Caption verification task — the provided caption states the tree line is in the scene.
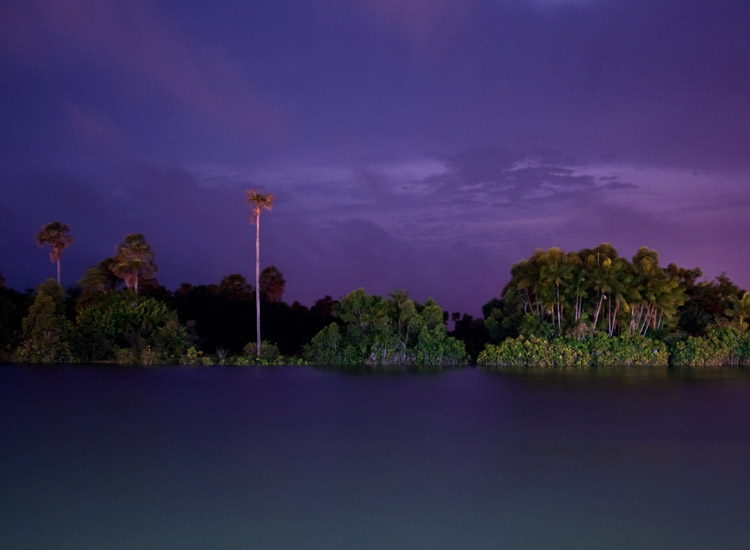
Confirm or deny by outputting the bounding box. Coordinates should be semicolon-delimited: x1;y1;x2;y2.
1;212;749;366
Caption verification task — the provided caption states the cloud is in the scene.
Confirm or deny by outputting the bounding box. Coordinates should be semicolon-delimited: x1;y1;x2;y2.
0;0;283;140
422;146;635;209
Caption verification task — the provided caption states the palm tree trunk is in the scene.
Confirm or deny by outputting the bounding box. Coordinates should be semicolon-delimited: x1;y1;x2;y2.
56;259;61;286
594;292;604;329
255;213;261;357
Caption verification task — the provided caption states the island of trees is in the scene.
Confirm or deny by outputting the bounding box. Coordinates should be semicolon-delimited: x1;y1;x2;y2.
1;217;749;368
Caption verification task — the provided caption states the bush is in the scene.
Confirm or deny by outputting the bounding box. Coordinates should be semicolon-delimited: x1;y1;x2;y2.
15;280;73;363
477;333;668;368
75;295;192;364
243;340;281;362
478;336;589;368
588;333;668;367
669;326;750;366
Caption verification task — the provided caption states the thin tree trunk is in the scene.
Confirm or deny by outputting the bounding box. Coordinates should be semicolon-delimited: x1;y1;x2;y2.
594;292;604;328
56;259;61;286
256;213;261;357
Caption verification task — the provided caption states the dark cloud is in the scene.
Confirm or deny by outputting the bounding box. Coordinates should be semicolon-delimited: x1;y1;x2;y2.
424;146;634;208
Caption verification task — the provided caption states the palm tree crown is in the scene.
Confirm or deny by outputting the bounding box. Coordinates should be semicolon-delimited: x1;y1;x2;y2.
246;190;275;221
110;233;157;296
36;221;74;285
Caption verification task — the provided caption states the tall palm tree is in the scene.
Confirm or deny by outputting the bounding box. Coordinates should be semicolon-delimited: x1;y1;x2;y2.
110;233;157;296
246;190;275;356
36;221;74;285
539;247;573;332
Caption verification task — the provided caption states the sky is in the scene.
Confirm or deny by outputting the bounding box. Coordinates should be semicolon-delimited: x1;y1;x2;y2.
1;0;749;315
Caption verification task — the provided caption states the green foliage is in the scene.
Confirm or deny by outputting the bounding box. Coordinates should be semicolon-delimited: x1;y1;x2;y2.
75;294;191;364
76;258;121;310
678;273;742;335
305;288;467;366
15;279;73;363
308;323;342;364
477;333;667;368
243;340;281;362
724;291;750;329
497;243;687;339
110;233;158;296
182;346;203;365
477;336;589;368
669;326;750;367
587;333;668;367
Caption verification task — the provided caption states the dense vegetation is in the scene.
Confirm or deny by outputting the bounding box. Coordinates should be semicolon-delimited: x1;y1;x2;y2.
476;244;750;368
305;288;466;367
2;227;749;368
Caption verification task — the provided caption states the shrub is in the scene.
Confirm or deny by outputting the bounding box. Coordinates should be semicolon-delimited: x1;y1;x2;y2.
75;295;192;364
478;336;590;368
588;333;668;367
243;340;281;362
15;280;72;363
669;326;750;366
478;333;668;368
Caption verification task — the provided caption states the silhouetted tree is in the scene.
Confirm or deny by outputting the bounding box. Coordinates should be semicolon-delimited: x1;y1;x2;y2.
219;274;254;301
16;279;72;363
678;273;741;335
260;265;286;302
0;286;31;359
77;258;121;309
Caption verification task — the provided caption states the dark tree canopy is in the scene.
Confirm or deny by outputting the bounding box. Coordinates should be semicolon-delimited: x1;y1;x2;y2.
260;265;286;302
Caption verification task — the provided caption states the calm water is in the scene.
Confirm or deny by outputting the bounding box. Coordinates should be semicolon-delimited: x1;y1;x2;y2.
2;365;750;549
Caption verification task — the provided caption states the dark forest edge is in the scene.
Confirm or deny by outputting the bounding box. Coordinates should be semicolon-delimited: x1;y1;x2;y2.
2;241;750;368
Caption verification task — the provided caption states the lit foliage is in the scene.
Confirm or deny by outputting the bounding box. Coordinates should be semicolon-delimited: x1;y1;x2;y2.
305;288;467;366
242;340;281;362
110;233;158;296
15;279;73;363
75;293;191;364
669;326;750;367
494;243;688;339
477;333;669;368
724;291;750;329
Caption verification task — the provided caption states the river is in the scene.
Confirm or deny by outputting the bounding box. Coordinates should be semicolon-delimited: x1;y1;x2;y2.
2;365;749;549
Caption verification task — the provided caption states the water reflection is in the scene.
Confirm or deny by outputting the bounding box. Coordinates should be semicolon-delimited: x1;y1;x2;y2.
485;364;750;387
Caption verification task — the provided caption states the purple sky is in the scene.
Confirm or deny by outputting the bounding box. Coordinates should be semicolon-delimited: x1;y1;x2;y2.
2;0;749;314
